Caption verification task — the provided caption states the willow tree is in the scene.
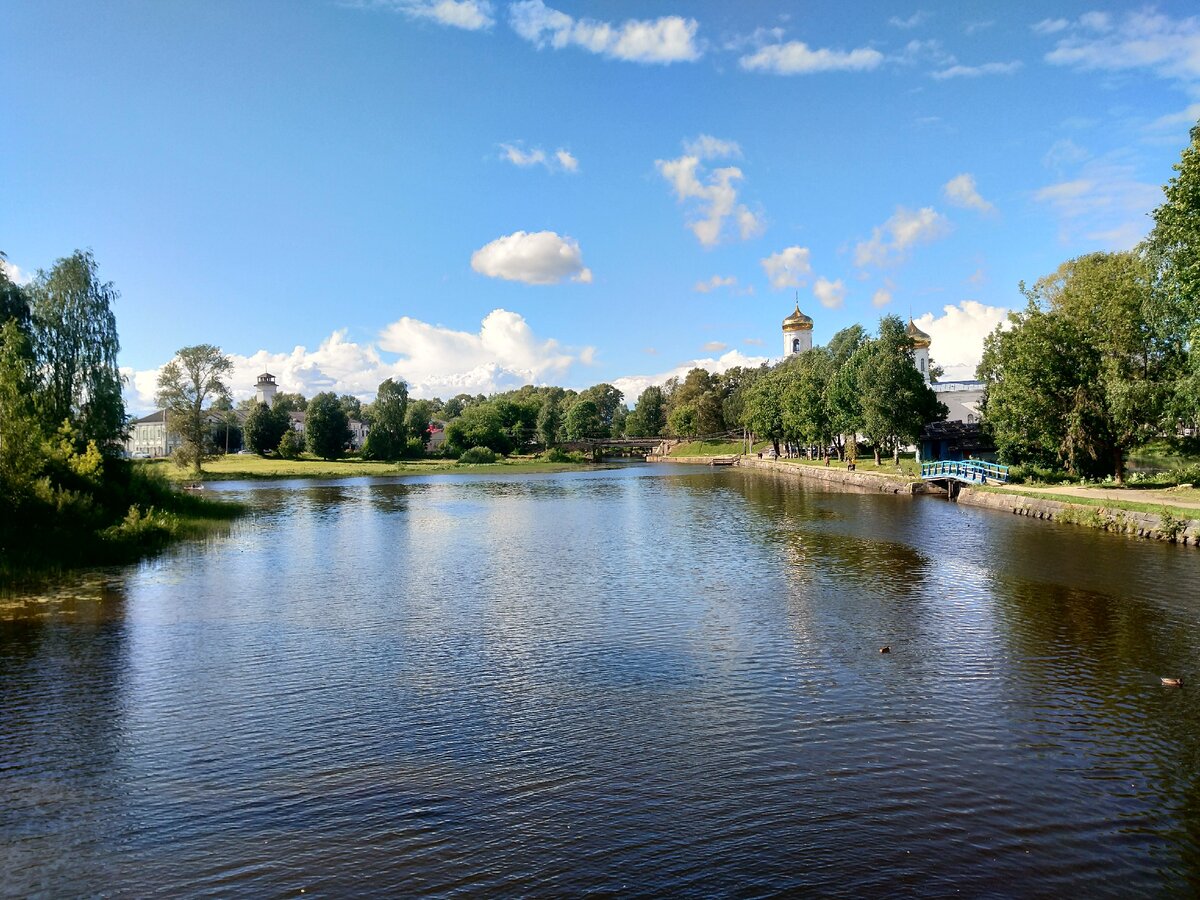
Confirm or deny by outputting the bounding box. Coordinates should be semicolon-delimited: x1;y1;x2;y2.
29;250;125;450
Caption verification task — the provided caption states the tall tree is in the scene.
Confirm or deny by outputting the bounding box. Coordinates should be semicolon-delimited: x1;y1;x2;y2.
782;348;834;454
305;392;352;460
243;401;290;456
0;320;43;494
625;385;667;437
858;316;946;465
578;383;624;437
29;250;125;450
1148;118;1200;319
0;252;31;332
361;378;409;460
564;399;603;441
537;395;562;447
406;399;434;450
156;344;233;474
742;364;789;457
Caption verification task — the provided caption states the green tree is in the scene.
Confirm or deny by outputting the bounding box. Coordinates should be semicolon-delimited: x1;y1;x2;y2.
537;395;562;447
1148;118;1200;320
858;316;946;465
338;394;362;421
578;383;624;437
445;402;512;455
156;344;233;474
29;250;125;450
625;385;667;437
272;392;308;413
825;346;866;461
0;320;44;496
277;428;304;459
742;365;788;457
361;378;409;460
0;252;31;332
667;402;699;438
243;402;290;455
782;348;834;454
406;399;434;450
305;391;352;460
564;398;604;441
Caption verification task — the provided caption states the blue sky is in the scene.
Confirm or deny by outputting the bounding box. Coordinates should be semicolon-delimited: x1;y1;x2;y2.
3;1;1199;410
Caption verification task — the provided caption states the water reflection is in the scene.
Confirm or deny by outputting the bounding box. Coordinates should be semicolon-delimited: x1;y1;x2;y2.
2;464;1199;894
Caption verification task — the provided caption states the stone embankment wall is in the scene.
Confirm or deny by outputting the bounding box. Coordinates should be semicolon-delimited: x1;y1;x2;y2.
957;486;1200;546
647;454;937;495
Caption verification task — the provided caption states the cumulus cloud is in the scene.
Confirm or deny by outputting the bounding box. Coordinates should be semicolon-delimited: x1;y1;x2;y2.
872;287;892;308
813;277;846;309
1042;9;1200;83
684;134;742;160
854;206;950;268
123;309;593;412
470;230;592;284
374;0;495;30
943;173;995;213
0;259;31;284
657;142;764;247
702;341;728;353
740;40;884;74
912;300;1010;381
1033;159;1161;249
760;246;812;290
744;337;764;346
509;0;700;64
931;60;1022;79
693;275;738;293
889;12;928;29
612;349;770;402
499;142;579;173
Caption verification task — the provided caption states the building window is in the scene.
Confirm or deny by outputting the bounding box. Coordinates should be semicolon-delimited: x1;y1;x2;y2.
792;338;800;353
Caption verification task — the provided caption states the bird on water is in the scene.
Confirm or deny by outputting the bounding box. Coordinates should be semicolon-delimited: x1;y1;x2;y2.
1161;676;1184;687
880;646;890;654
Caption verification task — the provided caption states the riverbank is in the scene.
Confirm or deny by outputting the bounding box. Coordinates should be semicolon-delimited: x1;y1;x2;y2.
144;455;598;482
651;454;1200;544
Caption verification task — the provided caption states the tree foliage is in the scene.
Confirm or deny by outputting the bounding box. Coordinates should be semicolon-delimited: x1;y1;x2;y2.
626;385;667;437
156;344;233;474
243;402;290;455
362;378;409;460
305;391;352;460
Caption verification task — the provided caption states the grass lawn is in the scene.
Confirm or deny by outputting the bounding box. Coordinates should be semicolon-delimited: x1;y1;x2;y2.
778;454;920;478
974;483;1200;518
143;454;594;482
668;439;770;457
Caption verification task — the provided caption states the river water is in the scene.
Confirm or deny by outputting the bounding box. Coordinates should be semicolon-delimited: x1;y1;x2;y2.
3;463;1200;896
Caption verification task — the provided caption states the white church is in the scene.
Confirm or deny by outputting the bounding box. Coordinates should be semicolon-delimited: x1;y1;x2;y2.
779;302;983;424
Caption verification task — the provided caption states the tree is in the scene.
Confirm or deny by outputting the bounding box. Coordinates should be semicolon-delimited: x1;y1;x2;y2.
243;402;290;455
156;344;233;474
578;383;624;437
29;250;125;450
272;392;307;413
0;252;31;332
361;378;408;460
338;394;362;421
782;348;834;454
625;385;667;437
445;402;512;455
406;399;434;450
0;320;43;495
742;364;788;457
564;399;603;441
858;316;946;465
537;395;562;447
305;392;352;460
1148;118;1200;320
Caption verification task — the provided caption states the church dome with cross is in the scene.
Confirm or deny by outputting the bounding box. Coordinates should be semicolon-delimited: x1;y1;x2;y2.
782;302;813;357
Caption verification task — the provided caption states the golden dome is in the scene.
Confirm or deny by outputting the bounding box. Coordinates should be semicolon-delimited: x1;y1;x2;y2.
782;303;813;332
906;319;931;349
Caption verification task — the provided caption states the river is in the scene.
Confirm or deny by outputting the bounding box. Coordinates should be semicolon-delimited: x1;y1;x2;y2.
3;463;1199;896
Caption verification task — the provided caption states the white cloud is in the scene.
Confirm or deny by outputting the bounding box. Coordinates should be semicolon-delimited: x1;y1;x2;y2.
612;349;769;402
470;230;592;284
1042;138;1090;172
1146;103;1200;132
509;0;700;64
378;0;494;30
1033;159;1161;249
0;259;31;285
760;246;812;290
1032;18;1069;35
740;40;884;74
657;149;764;247
500;143;579;173
1044;9;1200;83
872;287;892;308
702;341;728;353
912;300;1010;381
744;338;764;346
889;12;928;29
932;60;1022;79
693;275;738;293
943;173;995;213
555;149;579;172
813;277;846;309
683;134;742;160
854;206;950;268
123;309;593;412
964;20;995;35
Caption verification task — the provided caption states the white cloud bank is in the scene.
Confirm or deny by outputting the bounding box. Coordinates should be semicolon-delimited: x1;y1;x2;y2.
1042;9;1200;83
761;246;812;290
912;299;1009;381
693;275;738;293
1;259;31;285
374;0;495;30
1033;159;1161;249
854;206;950;268
740;40;883;74
500;142;579;173
813;277;846;309
509;0;700;64
931;60;1022;79
122;309;595;412
658;138;764;247
471;230;592;284
943;173;995;213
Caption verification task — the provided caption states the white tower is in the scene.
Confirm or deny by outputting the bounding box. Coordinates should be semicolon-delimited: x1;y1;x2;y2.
907;320;932;384
782;302;814;357
255;372;278;406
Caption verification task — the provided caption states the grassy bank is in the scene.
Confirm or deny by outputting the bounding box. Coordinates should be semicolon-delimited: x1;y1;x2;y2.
145;453;597;482
668;439;770;457
778;454;920;478
974;483;1200;518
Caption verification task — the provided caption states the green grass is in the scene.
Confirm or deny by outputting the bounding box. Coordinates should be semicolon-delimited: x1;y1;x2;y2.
778;454;920;478
668;439;769;457
142;453;594;481
972;483;1200;518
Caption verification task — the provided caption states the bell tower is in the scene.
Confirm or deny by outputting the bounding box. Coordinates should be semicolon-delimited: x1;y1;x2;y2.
782;298;813;357
255;372;278;406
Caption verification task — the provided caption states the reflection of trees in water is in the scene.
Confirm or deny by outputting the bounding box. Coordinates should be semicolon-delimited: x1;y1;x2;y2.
0;580;131;891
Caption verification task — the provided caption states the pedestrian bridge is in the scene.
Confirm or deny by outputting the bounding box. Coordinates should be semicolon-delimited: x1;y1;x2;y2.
920;459;1010;485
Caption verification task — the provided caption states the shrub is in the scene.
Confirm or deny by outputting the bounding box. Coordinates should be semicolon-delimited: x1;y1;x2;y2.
543;447;586;463
457;446;498;464
277;429;304;459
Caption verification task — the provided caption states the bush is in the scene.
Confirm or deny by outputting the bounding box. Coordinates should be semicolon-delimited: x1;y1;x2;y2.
277;429;304;459
457;446;498;464
543;447;586;463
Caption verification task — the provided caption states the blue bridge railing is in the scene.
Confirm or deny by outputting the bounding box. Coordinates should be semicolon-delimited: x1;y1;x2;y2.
920;459;1009;484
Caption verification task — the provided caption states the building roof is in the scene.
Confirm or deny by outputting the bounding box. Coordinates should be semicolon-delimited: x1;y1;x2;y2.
782;302;814;332
133;409;167;424
906;319;932;348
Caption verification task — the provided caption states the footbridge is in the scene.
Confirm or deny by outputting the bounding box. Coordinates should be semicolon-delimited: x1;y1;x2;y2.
558;438;671;458
921;459;1009;485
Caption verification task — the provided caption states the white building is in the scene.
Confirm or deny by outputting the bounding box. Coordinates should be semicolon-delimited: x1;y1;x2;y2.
907;319;932;384
125;410;182;458
255;372;278;406
782;302;813;357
